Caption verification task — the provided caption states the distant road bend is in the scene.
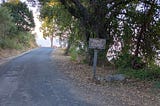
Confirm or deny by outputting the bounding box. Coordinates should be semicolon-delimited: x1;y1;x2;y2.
0;47;93;106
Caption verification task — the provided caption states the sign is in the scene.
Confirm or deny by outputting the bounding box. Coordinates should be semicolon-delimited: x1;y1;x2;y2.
89;38;106;49
89;38;106;79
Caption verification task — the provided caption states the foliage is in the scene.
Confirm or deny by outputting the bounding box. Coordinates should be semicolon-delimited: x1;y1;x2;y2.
115;53;132;68
40;17;56;38
0;32;35;49
0;1;36;50
38;0;160;67
16;32;35;47
0;6;15;38
39;0;73;32
0;38;22;49
69;47;78;61
40;19;54;48
39;0;86;50
118;65;160;80
38;0;160;68
120;1;160;65
68;42;84;61
115;53;145;69
154;81;160;89
2;1;35;32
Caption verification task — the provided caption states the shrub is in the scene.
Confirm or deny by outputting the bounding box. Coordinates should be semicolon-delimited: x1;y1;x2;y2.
118;66;160;80
115;53;133;68
154;81;160;89
0;32;36;49
0;38;22;49
69;47;78;61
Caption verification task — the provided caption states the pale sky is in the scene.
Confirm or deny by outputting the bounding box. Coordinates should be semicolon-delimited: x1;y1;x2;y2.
26;0;51;47
31;7;51;47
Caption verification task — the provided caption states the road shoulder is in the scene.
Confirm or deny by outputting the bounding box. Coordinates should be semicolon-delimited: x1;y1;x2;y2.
0;48;38;65
52;48;160;106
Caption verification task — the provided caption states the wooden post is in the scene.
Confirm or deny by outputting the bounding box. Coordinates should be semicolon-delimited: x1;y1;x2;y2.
93;49;98;79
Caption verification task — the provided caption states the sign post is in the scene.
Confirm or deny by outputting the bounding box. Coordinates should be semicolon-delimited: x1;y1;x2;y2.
93;49;98;79
89;38;106;79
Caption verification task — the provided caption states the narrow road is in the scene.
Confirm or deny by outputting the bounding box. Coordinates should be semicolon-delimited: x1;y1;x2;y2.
0;48;93;106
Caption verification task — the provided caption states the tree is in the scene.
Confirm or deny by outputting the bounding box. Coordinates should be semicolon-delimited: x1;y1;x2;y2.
40;17;58;47
3;0;35;32
39;0;76;49
38;0;160;67
118;0;160;68
0;1;37;49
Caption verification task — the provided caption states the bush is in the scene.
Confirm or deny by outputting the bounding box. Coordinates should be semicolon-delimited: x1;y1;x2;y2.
69;47;79;61
16;32;31;47
0;32;36;49
0;38;22;49
154;81;160;89
116;53;145;69
115;53;133;68
118;66;160;80
69;44;86;62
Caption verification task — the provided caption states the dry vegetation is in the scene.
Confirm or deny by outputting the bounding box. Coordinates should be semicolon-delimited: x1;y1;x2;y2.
0;47;36;65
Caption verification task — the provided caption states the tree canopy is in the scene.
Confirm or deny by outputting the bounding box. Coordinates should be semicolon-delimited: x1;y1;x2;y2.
2;1;35;32
0;0;36;49
37;0;160;68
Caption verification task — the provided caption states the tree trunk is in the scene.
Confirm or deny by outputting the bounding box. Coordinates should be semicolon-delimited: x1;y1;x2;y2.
50;35;53;48
134;28;143;57
64;41;71;55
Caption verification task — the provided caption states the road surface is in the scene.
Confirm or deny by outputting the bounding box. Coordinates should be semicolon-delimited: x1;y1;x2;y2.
0;48;93;106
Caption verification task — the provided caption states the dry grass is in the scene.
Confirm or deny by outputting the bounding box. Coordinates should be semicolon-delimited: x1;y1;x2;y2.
0;48;35;64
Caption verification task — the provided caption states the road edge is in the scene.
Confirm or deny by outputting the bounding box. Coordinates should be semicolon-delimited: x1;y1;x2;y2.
0;47;39;65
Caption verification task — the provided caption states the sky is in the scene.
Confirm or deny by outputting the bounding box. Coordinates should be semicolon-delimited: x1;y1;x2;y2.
29;5;51;47
25;0;51;47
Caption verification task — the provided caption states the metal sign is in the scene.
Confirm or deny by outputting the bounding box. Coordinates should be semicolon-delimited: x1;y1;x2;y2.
89;38;106;49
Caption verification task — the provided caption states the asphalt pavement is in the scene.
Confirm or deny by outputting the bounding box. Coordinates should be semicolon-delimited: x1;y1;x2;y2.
0;47;93;106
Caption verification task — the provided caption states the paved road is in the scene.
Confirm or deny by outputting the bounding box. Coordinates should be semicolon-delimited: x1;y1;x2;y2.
0;48;93;106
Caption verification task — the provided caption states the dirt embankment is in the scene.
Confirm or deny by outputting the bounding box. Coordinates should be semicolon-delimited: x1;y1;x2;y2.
0;47;37;65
